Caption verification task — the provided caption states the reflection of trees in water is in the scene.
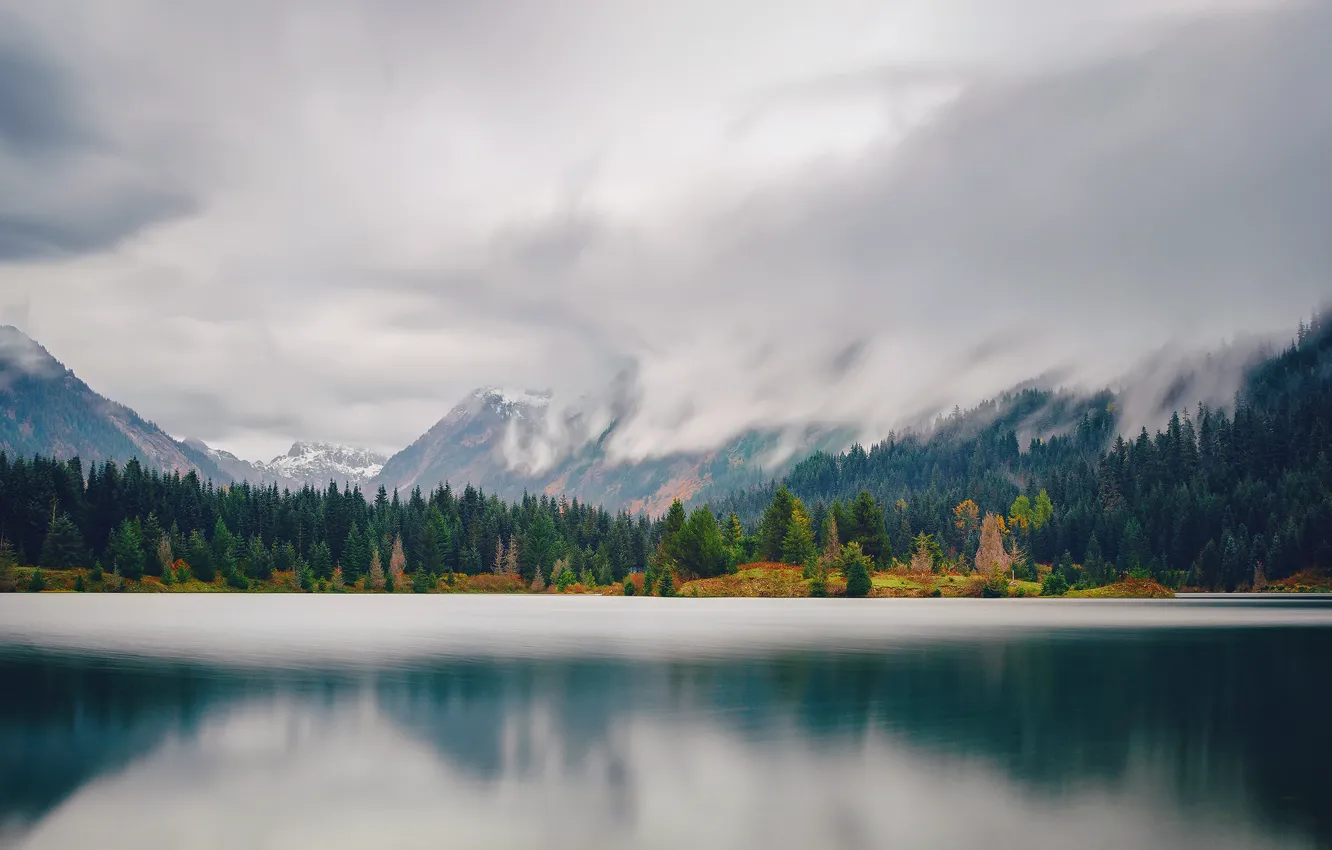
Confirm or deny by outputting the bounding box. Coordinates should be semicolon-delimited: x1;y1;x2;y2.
2;629;1330;844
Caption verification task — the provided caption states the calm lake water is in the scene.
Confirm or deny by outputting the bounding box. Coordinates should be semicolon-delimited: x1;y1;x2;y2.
1;595;1330;849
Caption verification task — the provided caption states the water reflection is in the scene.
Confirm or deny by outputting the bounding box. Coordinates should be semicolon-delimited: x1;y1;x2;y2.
1;604;1330;849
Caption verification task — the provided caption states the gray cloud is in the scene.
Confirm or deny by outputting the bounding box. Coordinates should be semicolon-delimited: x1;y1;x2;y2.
0;0;1322;463
0;16;197;260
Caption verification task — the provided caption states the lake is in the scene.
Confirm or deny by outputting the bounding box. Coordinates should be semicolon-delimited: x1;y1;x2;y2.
1;595;1330;849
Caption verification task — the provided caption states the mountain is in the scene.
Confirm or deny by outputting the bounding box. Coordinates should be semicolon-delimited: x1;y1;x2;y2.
0;326;228;481
256;441;387;490
375;387;851;514
0;326;386;493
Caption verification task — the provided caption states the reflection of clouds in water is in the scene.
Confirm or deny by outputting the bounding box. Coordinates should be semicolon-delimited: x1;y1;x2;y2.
12;695;1305;850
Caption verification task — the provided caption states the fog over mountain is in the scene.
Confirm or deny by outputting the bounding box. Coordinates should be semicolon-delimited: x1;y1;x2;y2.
1;0;1326;469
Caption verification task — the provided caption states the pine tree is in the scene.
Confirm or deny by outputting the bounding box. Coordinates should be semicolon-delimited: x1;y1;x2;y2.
310;541;333;581
661;499;687;564
758;486;796;562
672;506;731;579
493;538;505;574
141;513;165;576
530;565;546;592
39;513;85;571
108;519;144;579
0;536;15;589
341;523;368;584
211;519;235;581
246;535;272;580
722;512;744;552
332;566;345;591
782;503;818;570
657;563;675;597
847;491;890;567
187;529;214;583
412;567;431;593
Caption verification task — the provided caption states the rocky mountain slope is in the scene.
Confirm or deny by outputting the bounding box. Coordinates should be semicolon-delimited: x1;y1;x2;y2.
0;327;385;492
0;326;228;481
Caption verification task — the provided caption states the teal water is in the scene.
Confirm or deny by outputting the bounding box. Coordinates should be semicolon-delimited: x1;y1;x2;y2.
1;595;1329;849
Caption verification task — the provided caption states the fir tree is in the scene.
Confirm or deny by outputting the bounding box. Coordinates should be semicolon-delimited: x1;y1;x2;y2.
722;511;744;551
757;485;796;562
782;502;818;570
39;513;85;571
187;530;213;583
840;542;872;598
107;519;144;579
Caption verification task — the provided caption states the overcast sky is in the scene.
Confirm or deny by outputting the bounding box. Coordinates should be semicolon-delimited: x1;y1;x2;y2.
1;0;1327;463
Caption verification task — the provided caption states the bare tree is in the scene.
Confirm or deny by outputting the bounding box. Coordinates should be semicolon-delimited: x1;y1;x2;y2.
369;548;386;591
975;513;1013;578
493;538;505;574
389;536;406;590
504;536;520;576
156;536;173;578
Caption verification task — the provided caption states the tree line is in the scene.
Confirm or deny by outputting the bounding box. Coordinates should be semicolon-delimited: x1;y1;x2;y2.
0;455;664;591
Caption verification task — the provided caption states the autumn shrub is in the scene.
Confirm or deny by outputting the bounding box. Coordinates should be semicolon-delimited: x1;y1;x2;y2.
465;573;525;593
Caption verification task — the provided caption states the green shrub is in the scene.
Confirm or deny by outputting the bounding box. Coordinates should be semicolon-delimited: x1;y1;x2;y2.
623;577;636;596
809;567;828;598
27;570;46;592
1041;571;1070;597
981;572;1009;598
412;570;432;594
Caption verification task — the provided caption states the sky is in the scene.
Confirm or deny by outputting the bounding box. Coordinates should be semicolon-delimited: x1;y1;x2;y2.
1;0;1328;464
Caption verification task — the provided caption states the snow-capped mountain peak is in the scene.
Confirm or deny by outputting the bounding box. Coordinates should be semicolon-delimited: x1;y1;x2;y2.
475;386;551;412
258;441;388;487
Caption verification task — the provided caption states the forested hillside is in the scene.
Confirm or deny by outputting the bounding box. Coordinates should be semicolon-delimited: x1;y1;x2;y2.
712;314;1332;589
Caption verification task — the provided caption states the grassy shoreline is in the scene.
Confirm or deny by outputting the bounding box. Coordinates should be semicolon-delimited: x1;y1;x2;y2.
10;561;1329;598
